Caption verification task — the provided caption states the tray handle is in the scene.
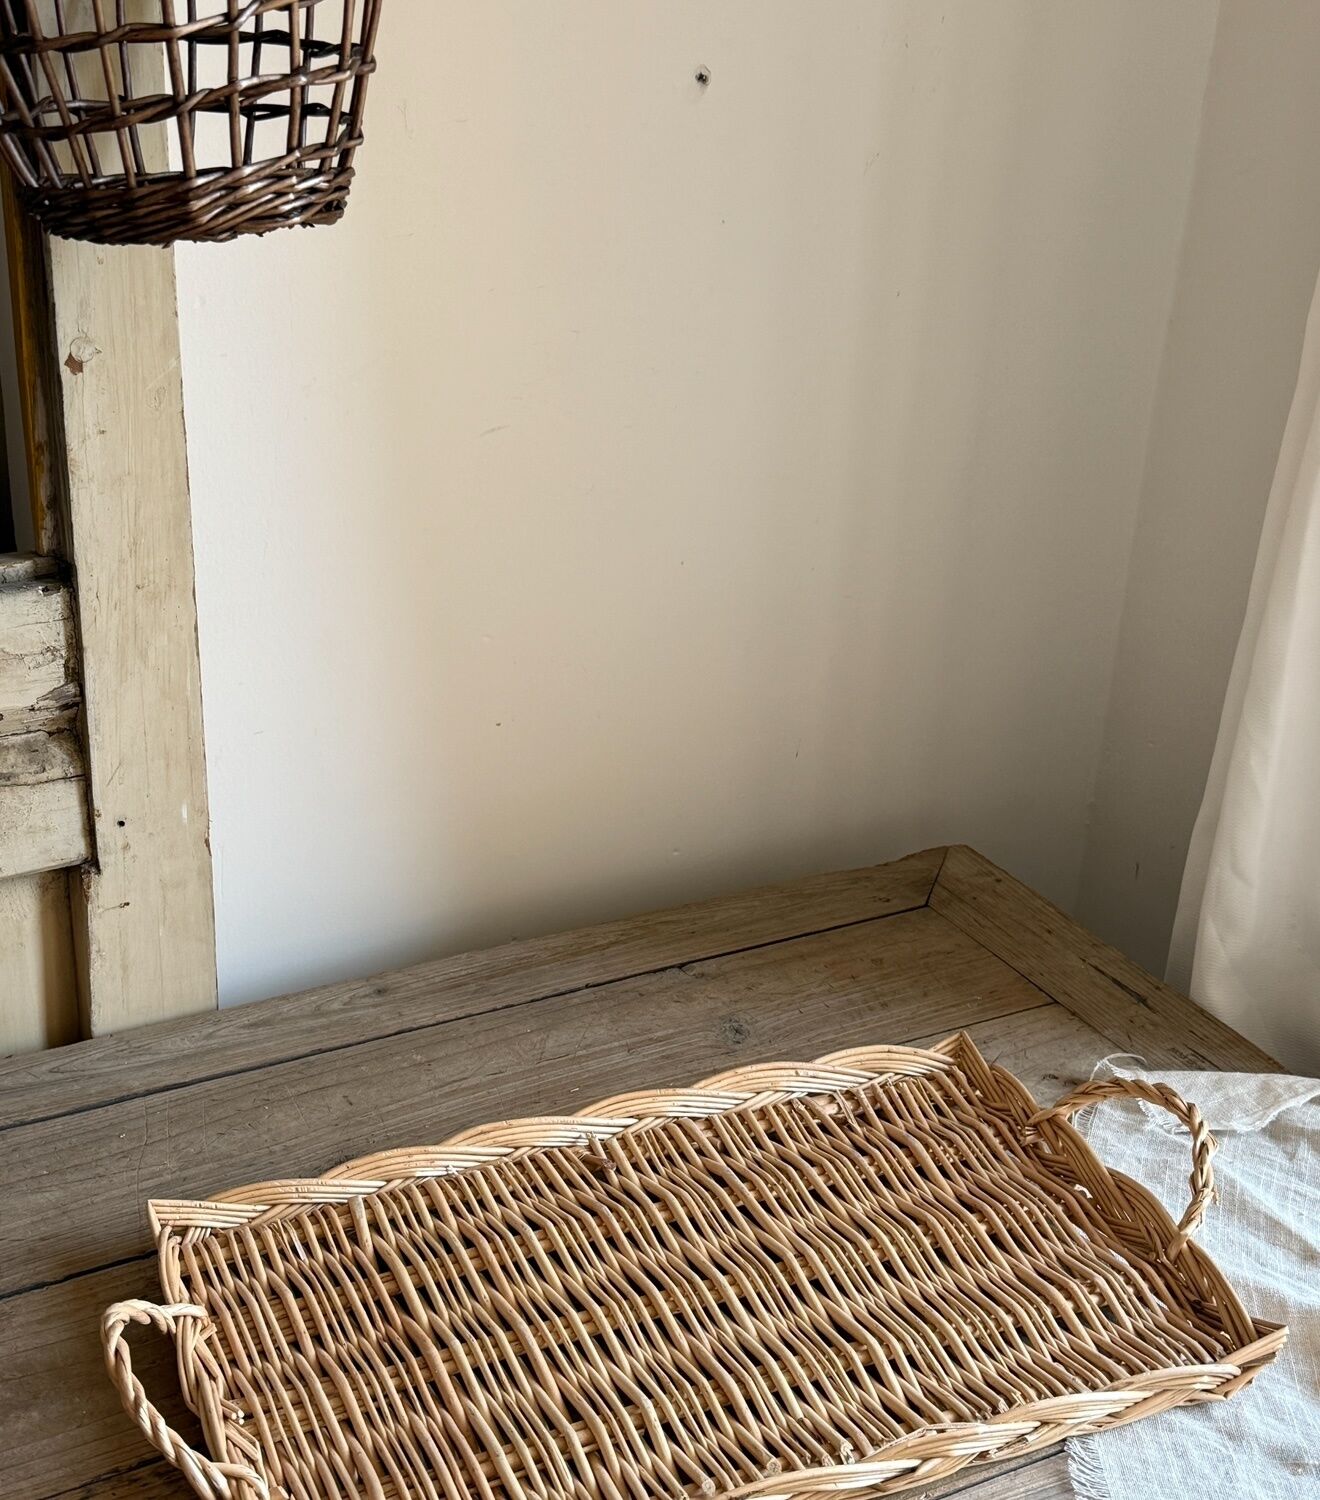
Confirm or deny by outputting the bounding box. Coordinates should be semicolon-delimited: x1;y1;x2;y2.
1030;1077;1216;1260
101;1300;269;1500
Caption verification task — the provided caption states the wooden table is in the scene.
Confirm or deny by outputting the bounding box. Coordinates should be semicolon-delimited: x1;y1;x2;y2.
0;845;1278;1500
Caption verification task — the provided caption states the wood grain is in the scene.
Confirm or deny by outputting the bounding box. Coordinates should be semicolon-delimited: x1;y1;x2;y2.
0;567;88;888
0;907;1048;1296
930;845;1280;1072
0;552;60;584
0;850;944;1129
0;567;78;733
0;727;91;878
42;1464;200;1500
932;1451;1071;1499
0;1003;1105;1500
2;1258;181;1500
0;870;79;1053
2;175;82;1061
37;1452;1073;1500
46;234;216;1036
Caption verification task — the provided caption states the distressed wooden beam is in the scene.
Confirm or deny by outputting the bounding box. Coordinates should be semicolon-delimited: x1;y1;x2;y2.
929;844;1280;1072
0;550;58;583
1;178;82;1056
0;559;79;735
0;728;91;878
3;28;214;1040
46;236;217;1034
0;561;89;882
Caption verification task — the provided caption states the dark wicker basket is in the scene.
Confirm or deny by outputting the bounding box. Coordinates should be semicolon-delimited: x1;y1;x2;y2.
0;1;384;246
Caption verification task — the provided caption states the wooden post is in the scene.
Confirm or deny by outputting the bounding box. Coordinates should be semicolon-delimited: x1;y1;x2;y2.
46;235;217;1033
1;182;85;1055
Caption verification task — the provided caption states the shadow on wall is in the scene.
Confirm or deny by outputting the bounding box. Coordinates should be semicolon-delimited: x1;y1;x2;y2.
1077;0;1320;977
179;2;1223;1006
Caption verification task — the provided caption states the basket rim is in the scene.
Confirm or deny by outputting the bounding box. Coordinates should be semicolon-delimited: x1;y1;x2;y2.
149;1035;971;1234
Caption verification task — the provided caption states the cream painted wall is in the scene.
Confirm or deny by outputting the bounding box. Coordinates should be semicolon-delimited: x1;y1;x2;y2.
177;2;1220;1006
1076;0;1320;975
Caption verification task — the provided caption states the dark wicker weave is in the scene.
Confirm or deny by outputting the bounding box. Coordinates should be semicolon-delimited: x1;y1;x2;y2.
0;1;384;245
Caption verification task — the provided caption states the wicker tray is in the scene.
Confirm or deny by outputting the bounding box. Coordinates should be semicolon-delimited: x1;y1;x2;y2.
103;1032;1284;1500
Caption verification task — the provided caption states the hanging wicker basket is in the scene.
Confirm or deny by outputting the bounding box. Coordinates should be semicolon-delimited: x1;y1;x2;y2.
0;1;384;246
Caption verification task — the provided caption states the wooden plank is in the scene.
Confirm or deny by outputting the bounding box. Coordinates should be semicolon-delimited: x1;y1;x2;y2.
0;906;1044;1296
946;994;1114;1104
0;850;946;1130
0;552;59;584
0;566;84;1045
0;727;91;877
52;1452;1071;1500
1;1002;1102;1500
0;568;78;733
930;845;1282;1072
936;1451;1071;1499
46;233;216;1035
44;1463;201;1500
43;1416;1072;1496
0;870;79;1053
2;1257;183;1500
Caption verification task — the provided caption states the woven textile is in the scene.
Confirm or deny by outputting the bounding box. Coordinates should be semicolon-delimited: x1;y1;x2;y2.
1068;1062;1320;1500
103;1036;1282;1500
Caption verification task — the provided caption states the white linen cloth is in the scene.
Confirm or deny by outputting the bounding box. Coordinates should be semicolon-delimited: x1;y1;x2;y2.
1168;266;1320;1075
1066;1061;1320;1500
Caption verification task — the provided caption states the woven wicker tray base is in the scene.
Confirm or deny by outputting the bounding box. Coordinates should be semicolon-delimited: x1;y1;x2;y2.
103;1032;1284;1499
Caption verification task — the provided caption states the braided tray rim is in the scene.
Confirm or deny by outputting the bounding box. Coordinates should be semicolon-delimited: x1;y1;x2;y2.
107;1032;1286;1500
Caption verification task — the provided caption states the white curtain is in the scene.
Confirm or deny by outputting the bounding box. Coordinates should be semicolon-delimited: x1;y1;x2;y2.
1169;269;1320;1075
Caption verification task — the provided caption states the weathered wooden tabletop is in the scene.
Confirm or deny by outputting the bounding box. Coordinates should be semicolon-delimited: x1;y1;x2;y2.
0;845;1278;1500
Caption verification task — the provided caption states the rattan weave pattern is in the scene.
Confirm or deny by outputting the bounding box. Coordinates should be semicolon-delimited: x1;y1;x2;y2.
103;1034;1284;1500
0;2;383;244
